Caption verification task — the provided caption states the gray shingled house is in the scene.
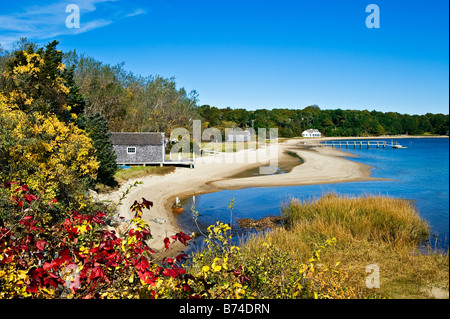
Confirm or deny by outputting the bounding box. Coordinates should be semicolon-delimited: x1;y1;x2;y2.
109;132;165;165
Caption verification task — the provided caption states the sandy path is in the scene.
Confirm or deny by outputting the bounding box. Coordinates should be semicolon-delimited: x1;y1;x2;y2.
99;139;387;251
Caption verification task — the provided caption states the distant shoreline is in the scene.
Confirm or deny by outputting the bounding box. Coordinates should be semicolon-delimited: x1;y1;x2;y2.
303;135;449;141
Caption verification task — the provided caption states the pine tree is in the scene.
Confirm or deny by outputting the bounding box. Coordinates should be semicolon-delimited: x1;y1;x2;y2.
78;113;118;187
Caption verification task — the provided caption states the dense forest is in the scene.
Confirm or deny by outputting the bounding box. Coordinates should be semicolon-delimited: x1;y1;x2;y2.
198;105;449;138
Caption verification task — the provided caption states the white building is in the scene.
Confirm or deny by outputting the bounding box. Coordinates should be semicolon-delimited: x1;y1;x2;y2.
302;129;322;138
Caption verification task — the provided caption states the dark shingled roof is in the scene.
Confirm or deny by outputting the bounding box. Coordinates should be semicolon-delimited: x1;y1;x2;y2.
109;132;164;145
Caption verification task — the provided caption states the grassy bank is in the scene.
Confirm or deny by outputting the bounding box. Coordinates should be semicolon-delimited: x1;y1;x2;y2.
189;194;448;299
114;165;176;185
240;194;448;298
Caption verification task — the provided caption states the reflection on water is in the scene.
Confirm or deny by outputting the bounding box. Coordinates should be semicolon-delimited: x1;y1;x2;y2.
178;195;271;255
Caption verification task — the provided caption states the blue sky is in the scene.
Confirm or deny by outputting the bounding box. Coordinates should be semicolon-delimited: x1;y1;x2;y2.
0;0;448;115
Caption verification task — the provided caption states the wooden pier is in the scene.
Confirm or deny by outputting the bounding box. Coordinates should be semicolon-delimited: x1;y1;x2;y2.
298;140;406;149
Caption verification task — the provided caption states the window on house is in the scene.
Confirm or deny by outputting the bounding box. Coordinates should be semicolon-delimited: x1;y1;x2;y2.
127;147;136;154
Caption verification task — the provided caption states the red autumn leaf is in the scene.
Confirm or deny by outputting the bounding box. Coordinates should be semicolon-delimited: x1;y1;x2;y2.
142;228;151;238
35;240;49;251
24;194;37;203
176;254;188;262
175;267;186;275
12;196;22;207
29;267;45;279
93;216;104;224
239;275;251;285
26;285;39;294
131;200;142;212
89;267;104;280
161;268;177;277
21;184;29;192
139;270;156;285
98;241;106;251
23;215;33;221
141;198;153;209
96;211;106;218
48;272;60;279
64;218;71;227
164;237;170;250
59;248;71;259
136;257;149;272
183;284;192;292
174;232;191;245
30;226;44;232
106;252;118;260
43;261;57;271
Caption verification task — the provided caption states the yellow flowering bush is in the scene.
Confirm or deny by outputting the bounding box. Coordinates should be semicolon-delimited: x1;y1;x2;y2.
1;95;98;206
1;41;98;211
1;41;76;116
186;219;359;299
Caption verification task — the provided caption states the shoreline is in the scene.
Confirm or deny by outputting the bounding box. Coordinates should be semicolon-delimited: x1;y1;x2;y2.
99;136;396;252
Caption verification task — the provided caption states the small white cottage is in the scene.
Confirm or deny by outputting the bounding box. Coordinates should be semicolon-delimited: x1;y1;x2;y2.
302;129;322;138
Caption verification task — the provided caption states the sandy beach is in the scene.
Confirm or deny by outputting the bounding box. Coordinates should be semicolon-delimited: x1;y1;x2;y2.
98;137;395;252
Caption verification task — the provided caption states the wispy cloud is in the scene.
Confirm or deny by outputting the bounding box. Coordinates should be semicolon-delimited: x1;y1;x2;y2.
125;8;146;18
0;0;147;49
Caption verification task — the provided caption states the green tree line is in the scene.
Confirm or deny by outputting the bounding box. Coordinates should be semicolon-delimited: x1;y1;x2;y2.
199;104;449;137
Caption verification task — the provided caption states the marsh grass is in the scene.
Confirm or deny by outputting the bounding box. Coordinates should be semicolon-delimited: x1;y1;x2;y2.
282;193;430;246
238;194;449;298
114;165;176;185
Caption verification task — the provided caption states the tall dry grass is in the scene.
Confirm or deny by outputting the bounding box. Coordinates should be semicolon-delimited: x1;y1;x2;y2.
114;165;176;185
239;194;449;298
282;193;429;247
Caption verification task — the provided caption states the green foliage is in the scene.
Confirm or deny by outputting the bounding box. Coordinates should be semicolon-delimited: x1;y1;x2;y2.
198;105;449;138
68;53;199;134
188;222;359;299
77;113;118;187
0;40;84;121
0;40;99;211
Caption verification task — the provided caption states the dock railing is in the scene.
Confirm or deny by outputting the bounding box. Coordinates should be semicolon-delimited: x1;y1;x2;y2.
297;140;403;149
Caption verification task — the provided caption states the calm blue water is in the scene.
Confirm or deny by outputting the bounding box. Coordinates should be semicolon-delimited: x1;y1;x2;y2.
178;138;449;250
